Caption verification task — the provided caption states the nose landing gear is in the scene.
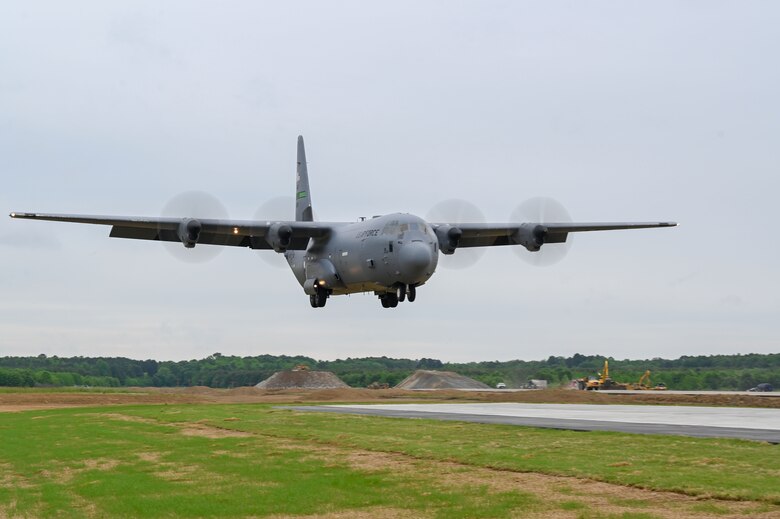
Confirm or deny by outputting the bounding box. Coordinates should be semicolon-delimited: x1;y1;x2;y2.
309;287;330;308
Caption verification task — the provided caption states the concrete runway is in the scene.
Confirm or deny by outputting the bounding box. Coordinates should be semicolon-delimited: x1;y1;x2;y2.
287;403;780;442
410;389;780;397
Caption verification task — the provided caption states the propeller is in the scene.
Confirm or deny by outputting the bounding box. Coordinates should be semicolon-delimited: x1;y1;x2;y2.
511;196;572;267
427;199;486;269
160;191;228;263
254;196;294;268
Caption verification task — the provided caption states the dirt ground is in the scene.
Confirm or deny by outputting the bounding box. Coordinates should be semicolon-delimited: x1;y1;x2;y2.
3;388;779;518
1;386;779;412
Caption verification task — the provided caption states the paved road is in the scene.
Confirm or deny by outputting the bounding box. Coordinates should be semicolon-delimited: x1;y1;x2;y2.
286;403;780;442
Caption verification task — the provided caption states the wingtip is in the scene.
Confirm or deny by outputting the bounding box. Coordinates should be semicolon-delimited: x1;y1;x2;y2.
9;212;37;219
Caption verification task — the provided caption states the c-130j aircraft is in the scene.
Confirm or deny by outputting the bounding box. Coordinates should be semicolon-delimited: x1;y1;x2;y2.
10;136;676;309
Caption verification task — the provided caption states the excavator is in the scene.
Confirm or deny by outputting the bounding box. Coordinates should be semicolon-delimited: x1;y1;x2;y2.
633;370;667;390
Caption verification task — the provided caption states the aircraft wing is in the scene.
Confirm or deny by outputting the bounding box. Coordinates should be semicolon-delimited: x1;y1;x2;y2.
431;221;677;249
8;212;332;250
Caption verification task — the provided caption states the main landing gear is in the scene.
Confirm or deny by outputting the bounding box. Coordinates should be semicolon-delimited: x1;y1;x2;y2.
309;287;330;308
378;284;417;308
379;293;397;308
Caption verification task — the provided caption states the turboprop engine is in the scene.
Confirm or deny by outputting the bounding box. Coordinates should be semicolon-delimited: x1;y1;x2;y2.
265;223;293;252
177;218;202;248
434;225;462;255
512;223;548;252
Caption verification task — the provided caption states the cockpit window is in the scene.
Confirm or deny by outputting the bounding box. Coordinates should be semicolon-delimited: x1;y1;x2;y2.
384;220;429;236
382;221;400;235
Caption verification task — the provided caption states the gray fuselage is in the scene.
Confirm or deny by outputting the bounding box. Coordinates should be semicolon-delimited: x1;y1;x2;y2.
285;213;439;296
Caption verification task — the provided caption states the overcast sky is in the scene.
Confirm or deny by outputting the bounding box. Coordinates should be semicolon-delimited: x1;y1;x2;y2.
1;1;778;363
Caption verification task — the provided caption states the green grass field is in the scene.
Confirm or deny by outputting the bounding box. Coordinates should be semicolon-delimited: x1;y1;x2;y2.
1;402;779;518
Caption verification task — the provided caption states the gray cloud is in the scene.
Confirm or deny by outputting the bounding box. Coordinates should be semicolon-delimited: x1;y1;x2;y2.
1;1;778;361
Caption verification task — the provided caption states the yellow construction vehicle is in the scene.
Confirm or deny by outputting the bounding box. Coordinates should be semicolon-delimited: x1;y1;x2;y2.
576;362;668;391
577;360;628;390
632;370;667;390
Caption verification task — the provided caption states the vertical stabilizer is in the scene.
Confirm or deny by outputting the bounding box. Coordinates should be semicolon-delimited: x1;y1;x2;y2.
296;135;314;222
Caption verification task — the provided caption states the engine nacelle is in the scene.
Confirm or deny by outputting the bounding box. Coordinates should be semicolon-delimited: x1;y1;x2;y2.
434;225;462;255
512;223;547;252
265;223;293;252
177;218;202;248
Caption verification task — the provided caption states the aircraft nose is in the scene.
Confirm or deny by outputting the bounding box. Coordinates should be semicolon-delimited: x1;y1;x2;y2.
399;241;432;277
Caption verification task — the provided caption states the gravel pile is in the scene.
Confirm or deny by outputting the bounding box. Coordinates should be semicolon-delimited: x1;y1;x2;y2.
395;370;491;390
255;370;350;389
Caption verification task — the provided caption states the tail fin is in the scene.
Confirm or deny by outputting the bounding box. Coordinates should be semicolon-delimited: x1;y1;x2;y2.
296;135;314;222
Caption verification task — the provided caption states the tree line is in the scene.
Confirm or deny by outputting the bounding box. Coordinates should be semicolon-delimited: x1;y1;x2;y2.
0;352;778;390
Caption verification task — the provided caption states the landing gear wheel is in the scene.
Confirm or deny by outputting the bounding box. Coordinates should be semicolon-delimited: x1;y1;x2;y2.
309;294;318;308
315;289;328;307
396;283;407;302
379;293;399;308
407;284;417;302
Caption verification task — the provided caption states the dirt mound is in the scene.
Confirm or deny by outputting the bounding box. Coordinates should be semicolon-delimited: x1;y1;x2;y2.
255;370;349;389
395;370;490;390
